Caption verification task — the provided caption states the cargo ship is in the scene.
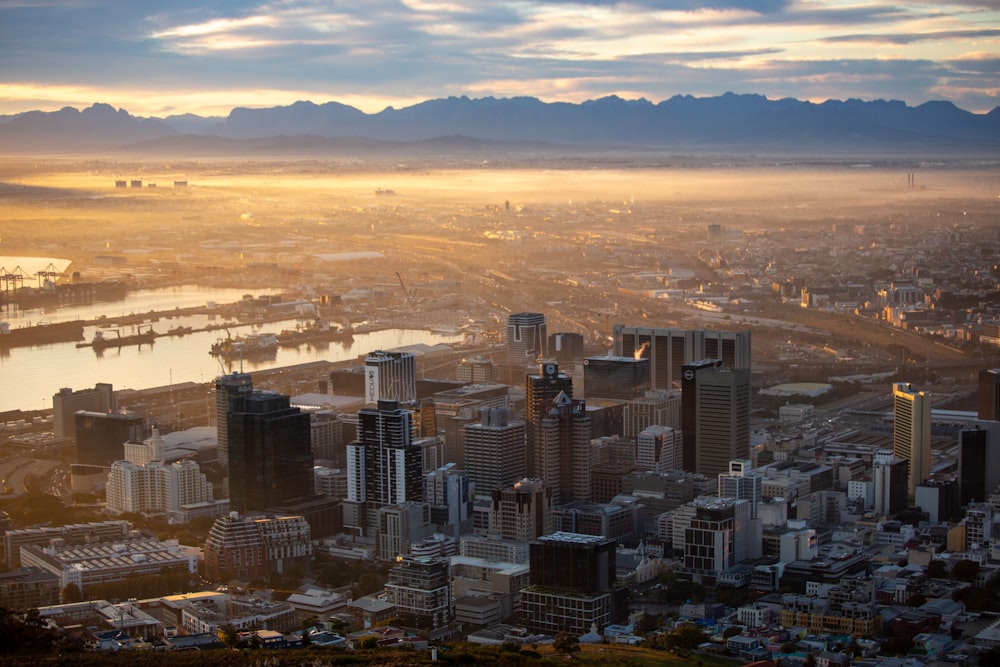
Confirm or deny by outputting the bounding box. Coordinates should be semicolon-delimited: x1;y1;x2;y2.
0;320;85;349
77;327;157;350
210;332;278;360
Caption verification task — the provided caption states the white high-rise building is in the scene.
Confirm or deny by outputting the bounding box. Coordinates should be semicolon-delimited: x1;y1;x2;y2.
106;458;214;518
365;350;417;405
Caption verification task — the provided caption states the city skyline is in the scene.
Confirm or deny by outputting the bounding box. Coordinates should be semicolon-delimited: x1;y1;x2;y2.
1;1;998;118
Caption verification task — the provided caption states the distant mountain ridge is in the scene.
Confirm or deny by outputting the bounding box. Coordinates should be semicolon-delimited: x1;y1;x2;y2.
2;93;998;155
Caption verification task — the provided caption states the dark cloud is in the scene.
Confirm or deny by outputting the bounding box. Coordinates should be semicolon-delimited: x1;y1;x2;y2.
823;28;1000;45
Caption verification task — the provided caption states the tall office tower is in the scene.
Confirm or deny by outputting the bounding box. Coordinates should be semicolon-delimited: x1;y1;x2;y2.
345;400;423;533
719;459;763;518
364;350;416;404
681;361;750;477
521;532;626;634
636;425;680;473
227;390;314;514
425;463;475;537
506;312;547;378
215;372;253;467
385;555;452;633
613;325;752;391
960;427;988;506
624;389;681;439
490;478;553;542
583;356;650;400
873;449;909;516
74;411;144;467
979;369;1000;421
549;332;585;365
462;407;527;496
892;382;932;500
52;383;115;438
525;361;573;477
680;359;723;472
455;355;497;384
536;392;592;504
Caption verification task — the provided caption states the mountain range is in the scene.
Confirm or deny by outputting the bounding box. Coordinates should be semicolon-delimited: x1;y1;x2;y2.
2;94;998;156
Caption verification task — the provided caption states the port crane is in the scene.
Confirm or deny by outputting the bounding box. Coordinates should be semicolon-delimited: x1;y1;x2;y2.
395;272;416;303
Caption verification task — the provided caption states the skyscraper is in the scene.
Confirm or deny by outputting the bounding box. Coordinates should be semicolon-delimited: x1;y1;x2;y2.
537;392;592;504
345;400;423;533
680;359;722;473
462;407;526;496
364;350;416;404
227;390;314;514
979;369;1000;421
613;325;751;391
583;356;650;401
506;312;546;379
692;366;751;479
959;427;988;506
892;382;931;500
871;451;909;517
215;372;253;467
525;361;573;478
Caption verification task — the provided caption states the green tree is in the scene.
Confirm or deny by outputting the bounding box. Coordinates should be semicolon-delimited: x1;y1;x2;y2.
722;625;743;639
553;632;580;655
357;634;378;649
906;593;927;607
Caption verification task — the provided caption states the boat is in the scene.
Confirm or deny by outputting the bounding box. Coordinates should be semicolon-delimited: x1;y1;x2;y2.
166;325;193;336
210;332;278;359
276;319;353;348
0;319;85;349
78;326;157;350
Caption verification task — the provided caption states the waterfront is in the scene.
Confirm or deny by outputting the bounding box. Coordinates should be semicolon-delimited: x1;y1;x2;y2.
0;283;464;413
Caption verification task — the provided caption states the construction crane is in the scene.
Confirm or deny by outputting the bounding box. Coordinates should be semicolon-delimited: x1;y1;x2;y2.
395;272;416;302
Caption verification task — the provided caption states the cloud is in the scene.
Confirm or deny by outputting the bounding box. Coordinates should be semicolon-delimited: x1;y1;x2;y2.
1;0;998;115
822;28;1000;45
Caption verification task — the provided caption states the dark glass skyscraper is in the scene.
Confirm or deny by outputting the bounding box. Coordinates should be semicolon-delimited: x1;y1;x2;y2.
227;390;313;514
680;358;722;473
979;369;1000;421
583;356;650;401
74;410;144;466
960;427;988;506
215;372;253;467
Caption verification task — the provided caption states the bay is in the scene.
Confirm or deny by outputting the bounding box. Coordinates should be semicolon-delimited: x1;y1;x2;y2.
0;282;463;413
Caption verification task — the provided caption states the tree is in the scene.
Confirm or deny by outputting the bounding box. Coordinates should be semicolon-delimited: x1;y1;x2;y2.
553;632;580;655
662;623;707;657
926;559;948;579
952;559;981;584
722;626;743;639
906;593;928;607
357;634;378;649
60;583;83;603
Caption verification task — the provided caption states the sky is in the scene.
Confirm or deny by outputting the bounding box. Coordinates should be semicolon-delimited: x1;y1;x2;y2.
1;0;998;118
